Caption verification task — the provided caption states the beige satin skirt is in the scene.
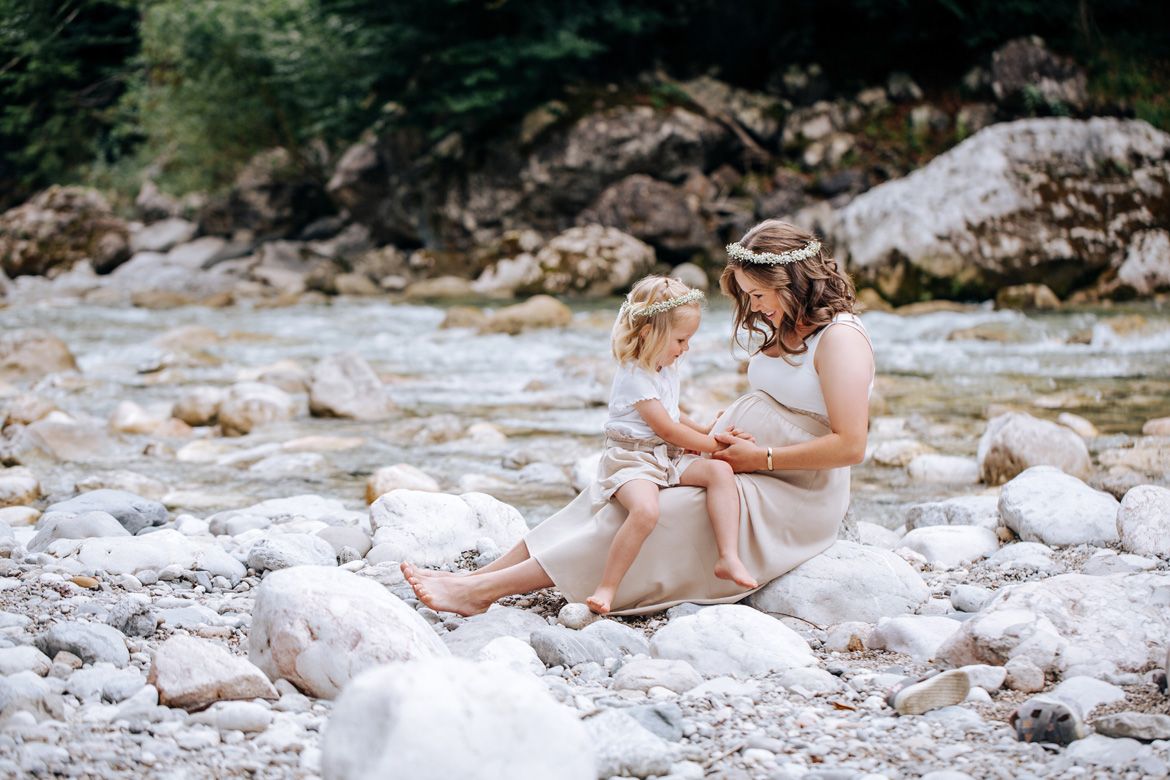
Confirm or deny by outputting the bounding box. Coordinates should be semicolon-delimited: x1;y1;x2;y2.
525;390;850;615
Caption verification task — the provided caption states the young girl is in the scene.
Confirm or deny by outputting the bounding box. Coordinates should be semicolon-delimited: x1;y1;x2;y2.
587;275;757;615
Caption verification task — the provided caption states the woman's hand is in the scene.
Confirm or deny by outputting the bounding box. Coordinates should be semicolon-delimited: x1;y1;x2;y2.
725;426;755;443
711;433;765;472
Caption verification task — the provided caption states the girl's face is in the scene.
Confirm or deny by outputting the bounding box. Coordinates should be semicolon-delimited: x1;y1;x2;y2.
732;268;786;326
655;308;700;369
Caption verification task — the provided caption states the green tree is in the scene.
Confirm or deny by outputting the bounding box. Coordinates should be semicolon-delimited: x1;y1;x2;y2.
0;0;138;207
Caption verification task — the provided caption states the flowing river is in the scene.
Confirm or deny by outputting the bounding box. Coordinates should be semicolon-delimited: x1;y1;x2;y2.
4;297;1169;530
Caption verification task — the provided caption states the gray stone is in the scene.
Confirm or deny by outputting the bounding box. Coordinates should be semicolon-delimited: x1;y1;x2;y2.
1093;712;1170;742
623;702;686;742
530;626;612;668
650;605;816;677
1117;485;1170;558
34;622;129;667
44;490;166;534
581;618;650;658
246;534;337;572
950;584;995;612
442;607;548;659
584;708;676;779
0;670;64;722
906;495;1000;531
999;467;1120;546
28;510;130;552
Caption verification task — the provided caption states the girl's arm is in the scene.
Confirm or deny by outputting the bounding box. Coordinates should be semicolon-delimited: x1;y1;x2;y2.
679;412;710;434
636;400;723;453
712;325;873;472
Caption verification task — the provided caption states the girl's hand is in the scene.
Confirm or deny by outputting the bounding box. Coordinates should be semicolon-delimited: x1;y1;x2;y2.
711;433;763;472
705;410;724;434
725;426;755;443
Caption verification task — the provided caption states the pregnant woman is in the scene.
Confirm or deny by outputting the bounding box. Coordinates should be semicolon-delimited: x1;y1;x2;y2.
403;219;875;616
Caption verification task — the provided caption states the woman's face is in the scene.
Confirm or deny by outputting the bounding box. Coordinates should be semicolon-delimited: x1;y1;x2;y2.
732;268;786;327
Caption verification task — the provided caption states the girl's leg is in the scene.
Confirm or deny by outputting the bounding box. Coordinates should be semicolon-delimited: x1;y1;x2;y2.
586;480;660;615
417;540;533;578
401;557;553;617
680;460;758;589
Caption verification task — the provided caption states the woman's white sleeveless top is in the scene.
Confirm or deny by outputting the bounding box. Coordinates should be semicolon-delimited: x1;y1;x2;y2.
747;312;873;418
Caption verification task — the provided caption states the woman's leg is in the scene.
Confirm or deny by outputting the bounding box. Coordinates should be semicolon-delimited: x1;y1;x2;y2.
416;540;533;579
680;459;757;589
401;557;553;617
586;480;660;615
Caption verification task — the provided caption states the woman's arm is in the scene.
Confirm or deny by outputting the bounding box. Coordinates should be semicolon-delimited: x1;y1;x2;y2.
636;400;723;453
713;325;874;472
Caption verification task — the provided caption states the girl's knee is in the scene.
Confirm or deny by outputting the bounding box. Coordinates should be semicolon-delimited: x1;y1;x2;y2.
625;505;659;530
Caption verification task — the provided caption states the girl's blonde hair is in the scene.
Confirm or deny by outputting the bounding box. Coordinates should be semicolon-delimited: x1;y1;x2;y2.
612;275;703;371
719;220;856;358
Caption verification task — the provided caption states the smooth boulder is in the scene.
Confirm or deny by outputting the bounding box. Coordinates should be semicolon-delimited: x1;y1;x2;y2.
999;466;1119;546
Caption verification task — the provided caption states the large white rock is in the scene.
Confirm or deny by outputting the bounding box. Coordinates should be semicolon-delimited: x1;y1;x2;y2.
320;659;593;780
1116;485;1170;558
442;607;549;659
977;412;1092;485
0;466;40;507
248;566;449;698
246;533;337;572
936;572;1170;679
369;490;527;567
999;466;1120;546
899;525;1000;568
649;605;816;676
28;510;129;553
906;495;1000;531
365;464;440;503
77;528;245;581
308;352;394;420
828;118;1170;303
747;540;929;625
217;381;298;436
148;635;277;711
866;615;964;661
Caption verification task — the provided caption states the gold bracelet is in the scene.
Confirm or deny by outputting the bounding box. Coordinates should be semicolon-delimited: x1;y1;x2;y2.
766;447;773;470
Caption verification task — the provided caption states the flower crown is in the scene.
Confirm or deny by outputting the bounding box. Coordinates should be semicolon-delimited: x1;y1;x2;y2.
726;239;821;265
621;289;705;319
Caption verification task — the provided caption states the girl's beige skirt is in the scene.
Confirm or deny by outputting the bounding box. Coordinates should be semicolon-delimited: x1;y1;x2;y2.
526;390;851;615
591;429;699;511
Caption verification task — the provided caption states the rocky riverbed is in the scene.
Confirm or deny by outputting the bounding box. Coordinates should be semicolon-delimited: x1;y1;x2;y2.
1;294;1169;779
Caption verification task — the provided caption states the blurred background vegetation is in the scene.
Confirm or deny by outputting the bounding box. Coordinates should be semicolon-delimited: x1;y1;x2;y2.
1;0;1167;209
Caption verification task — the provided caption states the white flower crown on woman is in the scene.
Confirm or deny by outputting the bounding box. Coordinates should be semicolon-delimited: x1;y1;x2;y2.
621;289;705;319
726;239;821;265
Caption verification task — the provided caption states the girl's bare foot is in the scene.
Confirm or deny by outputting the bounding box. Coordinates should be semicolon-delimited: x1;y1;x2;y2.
714;557;758;589
586;587;616;615
401;562;492;616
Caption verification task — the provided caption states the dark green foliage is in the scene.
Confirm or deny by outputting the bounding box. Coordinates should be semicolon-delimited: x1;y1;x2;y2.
0;0;139;207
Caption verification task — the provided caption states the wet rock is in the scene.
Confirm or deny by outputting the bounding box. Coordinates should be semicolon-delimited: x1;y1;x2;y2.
650;604;816;676
45;489;167;534
320;659;593;780
308;352;394;420
0;466;39;507
937;572;1170;679
748;540;929;624
149;635;277;711
34;622;129;668
249;566;449;698
999;466;1119;546
1116;485;1170;558
978;412;1092;484
368;490;526;568
0;329;78;383
173;386;225;427
995;283;1060;310
217;382;298;436
365;464;440;502
829;118;1169;303
478;295;573;335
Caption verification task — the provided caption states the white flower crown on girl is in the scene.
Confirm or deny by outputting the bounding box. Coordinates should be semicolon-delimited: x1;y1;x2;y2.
621;289;705;319
726;239;821;265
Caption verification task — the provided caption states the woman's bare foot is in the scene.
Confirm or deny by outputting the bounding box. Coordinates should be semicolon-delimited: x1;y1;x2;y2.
585;586;616;615
714;557;758;589
401;563;492;616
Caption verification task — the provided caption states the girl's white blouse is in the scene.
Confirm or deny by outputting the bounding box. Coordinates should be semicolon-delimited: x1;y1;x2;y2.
604;363;681;439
